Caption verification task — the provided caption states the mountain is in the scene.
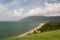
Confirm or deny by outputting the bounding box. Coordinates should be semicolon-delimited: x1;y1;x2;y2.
19;16;60;23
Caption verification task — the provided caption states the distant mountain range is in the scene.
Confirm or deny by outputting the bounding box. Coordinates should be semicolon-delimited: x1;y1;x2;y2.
19;16;60;23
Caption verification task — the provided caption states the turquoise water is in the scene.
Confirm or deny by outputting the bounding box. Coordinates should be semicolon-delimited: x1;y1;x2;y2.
0;21;40;39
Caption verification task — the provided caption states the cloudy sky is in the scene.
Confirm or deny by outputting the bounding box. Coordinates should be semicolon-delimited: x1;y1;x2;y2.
0;0;60;21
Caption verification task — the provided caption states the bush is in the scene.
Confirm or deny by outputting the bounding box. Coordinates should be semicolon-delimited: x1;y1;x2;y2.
39;22;60;32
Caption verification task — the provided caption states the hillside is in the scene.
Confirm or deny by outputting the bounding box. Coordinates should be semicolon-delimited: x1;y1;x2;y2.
39;22;60;32
19;16;60;22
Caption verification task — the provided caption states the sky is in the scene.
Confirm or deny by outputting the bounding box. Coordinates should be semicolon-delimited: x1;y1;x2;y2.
0;0;60;21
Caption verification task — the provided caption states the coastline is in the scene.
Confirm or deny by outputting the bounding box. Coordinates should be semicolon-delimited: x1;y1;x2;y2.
17;23;45;37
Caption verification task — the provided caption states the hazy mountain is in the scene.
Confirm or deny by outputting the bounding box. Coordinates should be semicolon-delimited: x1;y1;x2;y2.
19;16;60;23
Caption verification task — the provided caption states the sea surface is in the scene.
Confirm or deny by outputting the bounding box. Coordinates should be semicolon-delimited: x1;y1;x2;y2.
0;21;40;39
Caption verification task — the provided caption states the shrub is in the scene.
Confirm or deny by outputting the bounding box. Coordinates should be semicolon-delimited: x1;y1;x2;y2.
39;22;60;32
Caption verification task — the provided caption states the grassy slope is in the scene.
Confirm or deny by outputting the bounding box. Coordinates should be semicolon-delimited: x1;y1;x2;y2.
1;29;60;40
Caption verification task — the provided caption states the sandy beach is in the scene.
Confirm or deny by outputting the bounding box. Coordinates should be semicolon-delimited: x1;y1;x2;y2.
17;23;45;37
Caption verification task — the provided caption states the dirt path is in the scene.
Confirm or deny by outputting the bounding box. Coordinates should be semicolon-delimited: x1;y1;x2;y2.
17;23;45;37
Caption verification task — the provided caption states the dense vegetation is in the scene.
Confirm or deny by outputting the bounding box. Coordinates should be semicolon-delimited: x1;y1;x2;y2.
39;22;60;32
0;22;60;40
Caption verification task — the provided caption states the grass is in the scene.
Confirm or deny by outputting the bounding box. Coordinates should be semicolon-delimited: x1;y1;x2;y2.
1;29;60;40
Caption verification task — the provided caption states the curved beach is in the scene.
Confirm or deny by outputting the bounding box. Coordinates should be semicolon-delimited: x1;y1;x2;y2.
17;23;45;37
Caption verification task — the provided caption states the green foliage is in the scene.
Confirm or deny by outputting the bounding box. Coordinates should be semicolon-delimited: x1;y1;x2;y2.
39;22;60;32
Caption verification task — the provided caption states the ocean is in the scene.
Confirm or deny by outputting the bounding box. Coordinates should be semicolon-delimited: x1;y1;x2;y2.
0;21;40;39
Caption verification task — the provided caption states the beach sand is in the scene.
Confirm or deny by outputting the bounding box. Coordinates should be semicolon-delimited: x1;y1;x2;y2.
17;23;45;37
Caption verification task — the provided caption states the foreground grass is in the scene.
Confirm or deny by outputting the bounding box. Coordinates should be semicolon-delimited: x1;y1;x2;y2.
1;29;60;40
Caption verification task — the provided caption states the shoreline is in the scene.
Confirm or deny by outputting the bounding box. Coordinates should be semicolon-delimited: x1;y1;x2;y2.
17;23;45;37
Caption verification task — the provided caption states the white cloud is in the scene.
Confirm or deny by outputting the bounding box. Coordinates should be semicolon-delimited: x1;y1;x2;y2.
0;0;60;21
23;8;46;17
0;4;8;18
4;0;20;8
12;8;24;17
13;3;60;20
20;3;60;19
45;3;60;16
11;0;20;6
0;4;7;13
